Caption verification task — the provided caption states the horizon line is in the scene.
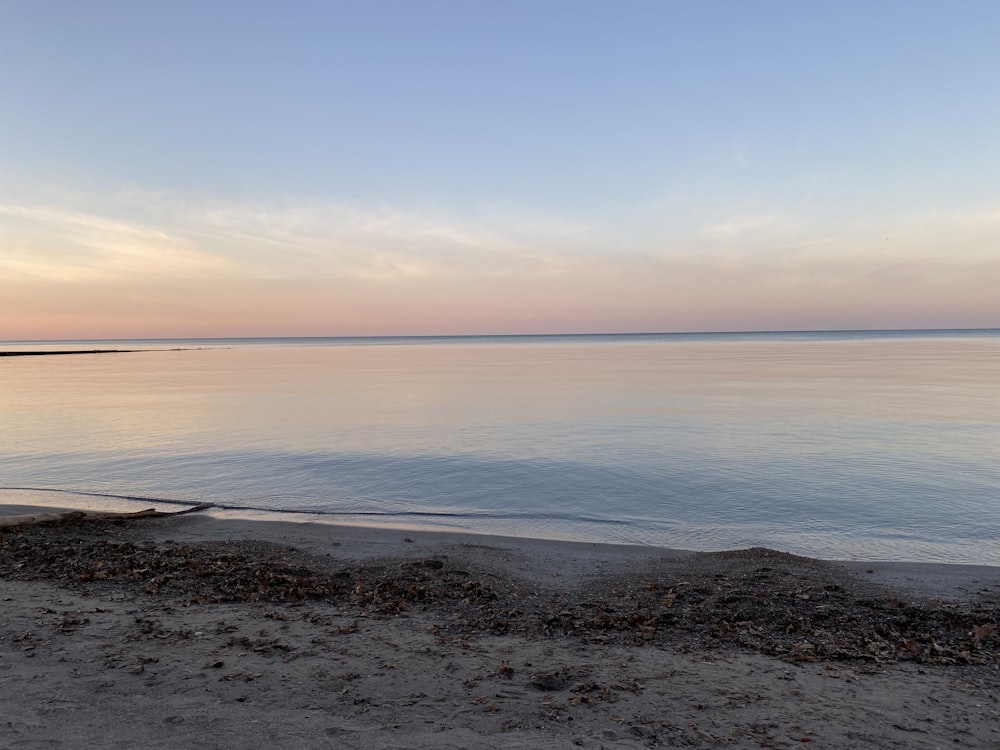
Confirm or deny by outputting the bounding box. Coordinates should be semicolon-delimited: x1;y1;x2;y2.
3;326;999;344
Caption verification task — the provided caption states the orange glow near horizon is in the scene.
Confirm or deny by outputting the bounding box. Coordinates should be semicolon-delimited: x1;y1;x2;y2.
3;198;998;340
2;258;998;341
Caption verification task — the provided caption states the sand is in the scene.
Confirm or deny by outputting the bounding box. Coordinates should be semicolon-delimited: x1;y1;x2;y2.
2;507;998;749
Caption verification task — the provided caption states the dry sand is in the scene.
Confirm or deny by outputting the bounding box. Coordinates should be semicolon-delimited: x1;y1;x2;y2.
2;507;998;749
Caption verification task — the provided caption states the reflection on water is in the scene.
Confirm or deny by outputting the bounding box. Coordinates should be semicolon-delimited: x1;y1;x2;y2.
1;332;998;563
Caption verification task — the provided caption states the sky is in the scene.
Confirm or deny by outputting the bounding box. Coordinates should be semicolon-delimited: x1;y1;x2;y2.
1;0;998;339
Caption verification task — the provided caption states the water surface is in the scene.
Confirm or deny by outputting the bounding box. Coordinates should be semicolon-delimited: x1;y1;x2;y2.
2;330;997;563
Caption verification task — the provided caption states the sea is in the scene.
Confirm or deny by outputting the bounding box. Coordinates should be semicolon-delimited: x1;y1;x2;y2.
1;329;997;564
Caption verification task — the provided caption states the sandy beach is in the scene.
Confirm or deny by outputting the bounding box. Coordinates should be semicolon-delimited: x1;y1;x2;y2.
2;507;998;749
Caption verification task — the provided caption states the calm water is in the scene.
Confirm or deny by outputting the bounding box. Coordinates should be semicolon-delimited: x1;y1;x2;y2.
2;330;998;564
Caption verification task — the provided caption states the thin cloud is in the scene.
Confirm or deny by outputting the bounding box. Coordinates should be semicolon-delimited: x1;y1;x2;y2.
1;188;997;338
0;204;236;283
8;191;596;282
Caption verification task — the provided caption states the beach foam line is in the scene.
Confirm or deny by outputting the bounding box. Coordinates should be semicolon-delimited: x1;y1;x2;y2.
0;487;631;525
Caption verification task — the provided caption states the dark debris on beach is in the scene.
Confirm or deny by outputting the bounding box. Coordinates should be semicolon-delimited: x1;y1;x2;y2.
1;520;996;669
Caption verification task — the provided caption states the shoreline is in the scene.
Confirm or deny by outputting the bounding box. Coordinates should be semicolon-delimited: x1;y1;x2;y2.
5;487;1000;568
2;505;998;748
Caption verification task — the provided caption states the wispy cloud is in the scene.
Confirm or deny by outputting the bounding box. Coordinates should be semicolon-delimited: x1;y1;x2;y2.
1;187;997;338
0;204;237;283
6;191;597;283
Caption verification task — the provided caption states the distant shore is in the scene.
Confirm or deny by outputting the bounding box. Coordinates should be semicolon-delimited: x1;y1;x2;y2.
1;505;998;748
0;349;132;356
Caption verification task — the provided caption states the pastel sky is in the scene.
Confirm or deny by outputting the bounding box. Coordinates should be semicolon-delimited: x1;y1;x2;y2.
2;0;998;339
